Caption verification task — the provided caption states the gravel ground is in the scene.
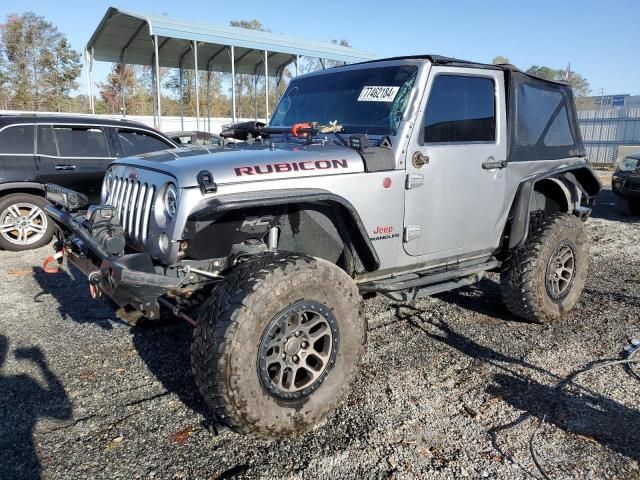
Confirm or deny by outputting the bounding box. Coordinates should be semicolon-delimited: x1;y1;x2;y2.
0;184;639;480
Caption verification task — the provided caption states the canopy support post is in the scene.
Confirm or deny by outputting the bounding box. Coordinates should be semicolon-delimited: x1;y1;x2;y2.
179;65;184;131
206;63;211;133
254;74;258;121
295;55;299;77
120;48;127;116
193;41;200;131
87;47;95;114
229;46;236;124
264;50;269;121
153;35;162;130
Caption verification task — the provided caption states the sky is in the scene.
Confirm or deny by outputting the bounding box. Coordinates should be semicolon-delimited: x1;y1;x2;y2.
2;0;639;97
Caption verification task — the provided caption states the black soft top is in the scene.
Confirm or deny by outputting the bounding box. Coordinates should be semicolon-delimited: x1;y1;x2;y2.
358;55;586;162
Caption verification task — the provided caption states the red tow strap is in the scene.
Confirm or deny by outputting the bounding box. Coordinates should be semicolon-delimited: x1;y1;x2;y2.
291;122;313;137
43;248;65;274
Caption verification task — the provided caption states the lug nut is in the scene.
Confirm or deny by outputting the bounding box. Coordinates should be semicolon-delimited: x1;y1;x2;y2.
281;353;286;359
301;342;308;348
295;331;302;337
292;355;299;363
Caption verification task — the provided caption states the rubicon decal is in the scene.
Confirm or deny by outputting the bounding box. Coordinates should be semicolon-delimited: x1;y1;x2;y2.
370;225;400;242
234;159;349;176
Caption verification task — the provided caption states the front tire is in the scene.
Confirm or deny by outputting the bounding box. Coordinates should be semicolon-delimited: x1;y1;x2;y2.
191;253;365;439
500;213;589;323
0;193;54;251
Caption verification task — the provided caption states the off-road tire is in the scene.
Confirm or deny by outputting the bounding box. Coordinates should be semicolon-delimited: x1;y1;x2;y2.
500;213;589;323
0;193;54;251
615;195;640;216
191;253;365;439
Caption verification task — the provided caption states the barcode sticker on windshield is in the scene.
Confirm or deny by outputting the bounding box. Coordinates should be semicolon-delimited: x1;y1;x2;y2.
358;86;400;102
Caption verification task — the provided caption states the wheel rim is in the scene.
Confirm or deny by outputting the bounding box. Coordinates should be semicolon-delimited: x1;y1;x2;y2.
0;202;48;246
545;241;576;300
258;300;339;400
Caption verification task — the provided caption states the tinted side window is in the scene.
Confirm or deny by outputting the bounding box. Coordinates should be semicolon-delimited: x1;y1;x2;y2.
117;130;172;157
0;124;35;154
37;125;58;156
423;75;495;144
54;126;110;157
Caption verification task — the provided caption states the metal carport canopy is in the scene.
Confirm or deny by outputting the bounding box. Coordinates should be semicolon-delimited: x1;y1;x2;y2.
88;7;376;74
86;7;376;129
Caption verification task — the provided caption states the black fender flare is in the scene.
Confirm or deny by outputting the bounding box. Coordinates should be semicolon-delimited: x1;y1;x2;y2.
507;164;601;250
187;188;380;271
0;182;45;194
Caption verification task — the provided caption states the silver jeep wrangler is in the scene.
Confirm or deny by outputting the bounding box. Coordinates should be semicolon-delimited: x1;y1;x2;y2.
44;55;601;439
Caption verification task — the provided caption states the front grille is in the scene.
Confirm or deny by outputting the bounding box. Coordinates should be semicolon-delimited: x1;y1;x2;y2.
106;176;155;243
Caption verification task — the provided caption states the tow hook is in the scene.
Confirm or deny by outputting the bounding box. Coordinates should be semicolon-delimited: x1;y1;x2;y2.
88;271;103;299
43;247;66;274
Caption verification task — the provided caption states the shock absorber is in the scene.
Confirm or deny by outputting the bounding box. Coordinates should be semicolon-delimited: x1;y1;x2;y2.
267;226;279;251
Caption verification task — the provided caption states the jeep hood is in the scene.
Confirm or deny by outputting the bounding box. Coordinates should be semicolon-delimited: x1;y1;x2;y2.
111;143;365;188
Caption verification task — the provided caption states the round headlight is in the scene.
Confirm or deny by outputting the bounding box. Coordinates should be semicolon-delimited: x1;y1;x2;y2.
101;170;114;204
163;184;178;218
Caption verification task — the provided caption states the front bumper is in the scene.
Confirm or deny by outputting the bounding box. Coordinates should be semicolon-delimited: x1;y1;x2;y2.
44;203;182;319
612;172;640;198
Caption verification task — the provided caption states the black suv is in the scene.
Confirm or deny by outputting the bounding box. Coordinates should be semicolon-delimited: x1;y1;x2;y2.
0;115;177;251
612;152;640;216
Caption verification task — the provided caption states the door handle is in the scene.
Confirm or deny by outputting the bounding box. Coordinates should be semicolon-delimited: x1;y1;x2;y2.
481;158;507;170
55;165;77;171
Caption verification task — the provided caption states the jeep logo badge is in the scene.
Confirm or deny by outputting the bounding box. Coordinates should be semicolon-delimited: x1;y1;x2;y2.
128;168;139;181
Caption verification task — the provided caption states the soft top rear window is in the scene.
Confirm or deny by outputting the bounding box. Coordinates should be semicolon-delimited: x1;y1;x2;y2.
508;72;585;162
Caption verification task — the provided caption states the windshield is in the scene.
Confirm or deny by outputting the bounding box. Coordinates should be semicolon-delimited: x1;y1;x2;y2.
270;65;418;136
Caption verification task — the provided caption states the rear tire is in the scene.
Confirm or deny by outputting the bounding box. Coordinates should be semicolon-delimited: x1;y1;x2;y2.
615;195;640;216
0;193;54;251
191;253;365;439
500;213;589;323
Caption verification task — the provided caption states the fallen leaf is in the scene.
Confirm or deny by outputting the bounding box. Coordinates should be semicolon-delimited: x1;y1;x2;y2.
79;370;94;381
115;368;126;374
106;436;124;449
172;426;194;444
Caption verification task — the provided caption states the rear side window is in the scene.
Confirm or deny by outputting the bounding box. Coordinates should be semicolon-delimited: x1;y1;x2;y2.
54;126;110;157
0;124;35;154
423;75;496;144
37;125;58;156
516;84;575;147
117;129;172;157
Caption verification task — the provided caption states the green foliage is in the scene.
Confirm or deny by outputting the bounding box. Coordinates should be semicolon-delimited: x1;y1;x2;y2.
229;19;269;32
526;65;558;81
526;65;591;97
0;12;81;111
492;55;510;65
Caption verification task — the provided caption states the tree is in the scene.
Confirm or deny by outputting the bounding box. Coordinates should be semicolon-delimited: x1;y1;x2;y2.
526;65;558;81
526;65;591;98
43;37;82;111
0;12;81;110
98;63;137;114
564;71;590;97
492;55;510;65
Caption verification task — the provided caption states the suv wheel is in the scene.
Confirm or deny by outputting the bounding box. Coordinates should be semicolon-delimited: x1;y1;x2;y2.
0;193;54;251
192;253;365;439
615;195;640;216
500;213;589;323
